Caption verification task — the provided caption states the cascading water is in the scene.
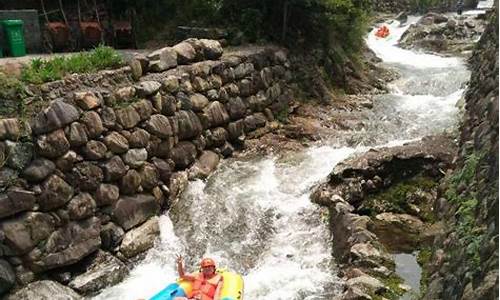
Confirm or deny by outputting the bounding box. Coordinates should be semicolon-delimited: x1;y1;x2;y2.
95;15;473;300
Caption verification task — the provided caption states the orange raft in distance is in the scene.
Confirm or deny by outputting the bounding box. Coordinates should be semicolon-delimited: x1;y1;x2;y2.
375;25;390;38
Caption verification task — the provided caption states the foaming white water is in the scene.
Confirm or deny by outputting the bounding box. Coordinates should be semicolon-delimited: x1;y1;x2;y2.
366;18;463;68
477;0;494;9
94;216;183;300
95;11;470;300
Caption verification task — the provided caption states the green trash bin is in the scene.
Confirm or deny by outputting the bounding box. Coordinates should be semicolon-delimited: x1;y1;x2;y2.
1;20;26;57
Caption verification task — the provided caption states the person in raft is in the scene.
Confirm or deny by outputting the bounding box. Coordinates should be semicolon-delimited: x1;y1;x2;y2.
174;255;223;300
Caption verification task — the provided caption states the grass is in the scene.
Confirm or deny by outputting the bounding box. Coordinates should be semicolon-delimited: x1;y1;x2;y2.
20;45;123;84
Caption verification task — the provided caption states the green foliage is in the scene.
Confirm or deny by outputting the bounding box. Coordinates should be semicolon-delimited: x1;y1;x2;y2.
0;73;27;117
444;152;485;271
20;45;123;84
360;175;437;220
371;274;406;300
417;248;432;294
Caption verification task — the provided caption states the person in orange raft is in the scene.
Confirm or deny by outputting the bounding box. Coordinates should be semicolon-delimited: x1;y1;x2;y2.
174;255;223;300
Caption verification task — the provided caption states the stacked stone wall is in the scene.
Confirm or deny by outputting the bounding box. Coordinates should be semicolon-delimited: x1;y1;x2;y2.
0;39;292;296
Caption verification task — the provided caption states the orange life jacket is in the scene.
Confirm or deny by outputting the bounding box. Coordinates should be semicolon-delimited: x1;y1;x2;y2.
192;273;222;300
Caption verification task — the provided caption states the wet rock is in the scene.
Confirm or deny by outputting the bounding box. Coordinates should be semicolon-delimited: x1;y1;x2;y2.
81;111;104;139
112;194;159;230
219;142;234;157
122;148;148;168
227;120;245;142
0;119;20;141
173;42;197;64
347;275;386;294
0;188;36;218
95;184;120;207
139;163;159;191
74;91;101;110
70;162;103;192
100;222;124;251
32;100;79;134
120;169;142;195
0;259;15;295
145;115;173;138
102;156;127;182
169;171;188;200
68;250;128;295
128;128;151;148
5;280;82;300
207;127;229;147
120;217;160;258
370;213;426;252
171;141;198;169
343;286;372;300
152;158;174;183
67;193;96;220
115;106;141;129
132;99;153;121
39;175;74;211
67;122;89;147
147;47;178;72
104;132;129;154
189;151;220;180
36;129;70;158
177;110;203;140
5;141;33;170
28;217;101;272
0;212;55;255
82;141;107;160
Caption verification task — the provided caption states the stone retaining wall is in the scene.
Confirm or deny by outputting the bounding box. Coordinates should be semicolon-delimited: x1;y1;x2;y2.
0;39;292;297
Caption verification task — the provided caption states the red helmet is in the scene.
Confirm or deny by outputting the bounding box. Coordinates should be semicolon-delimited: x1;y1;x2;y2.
200;258;216;268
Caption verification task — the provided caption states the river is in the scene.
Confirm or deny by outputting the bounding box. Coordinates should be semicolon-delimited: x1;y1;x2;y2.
95;13;474;300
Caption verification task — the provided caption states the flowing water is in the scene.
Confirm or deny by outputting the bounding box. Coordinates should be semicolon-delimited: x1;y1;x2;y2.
95;16;473;300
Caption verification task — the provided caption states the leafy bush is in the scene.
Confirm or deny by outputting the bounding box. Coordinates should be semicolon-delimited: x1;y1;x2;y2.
21;45;123;84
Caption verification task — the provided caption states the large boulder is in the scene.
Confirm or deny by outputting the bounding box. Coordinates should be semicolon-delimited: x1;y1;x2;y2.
199;39;223;60
0;119;20;141
188;151;220;180
145;115;174;138
67;193;97;220
36;129;70;158
147;47;178;72
135;81;161;97
115;106;141;129
370;213;426;252
68;250;128;295
177;110;203;140
171;141;198;169
28;217;101;272
5;280;82;300
112;194;160;230
120;217;160;258
102;156;127;182
173;42;197;64
39;175;74;211
201;101;230;128
0;212;55;255
0;188;36;219
32;100;80;135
